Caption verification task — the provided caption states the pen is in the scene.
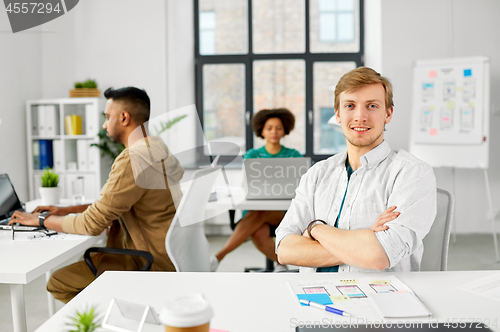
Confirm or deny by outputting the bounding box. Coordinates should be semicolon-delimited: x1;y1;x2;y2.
299;299;351;317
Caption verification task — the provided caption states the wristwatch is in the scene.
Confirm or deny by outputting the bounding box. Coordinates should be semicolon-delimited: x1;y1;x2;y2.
39;211;51;228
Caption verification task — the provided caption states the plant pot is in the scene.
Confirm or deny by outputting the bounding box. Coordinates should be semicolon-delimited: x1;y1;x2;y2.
39;187;61;205
69;88;100;98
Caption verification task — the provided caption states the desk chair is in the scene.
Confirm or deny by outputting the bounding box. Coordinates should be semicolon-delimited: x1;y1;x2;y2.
84;247;153;277
85;165;222;275
165;166;222;272
421;188;454;271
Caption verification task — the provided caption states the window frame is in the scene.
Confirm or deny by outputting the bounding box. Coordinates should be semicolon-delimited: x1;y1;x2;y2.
194;0;364;164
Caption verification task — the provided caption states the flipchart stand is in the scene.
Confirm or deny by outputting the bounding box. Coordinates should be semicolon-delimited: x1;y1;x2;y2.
410;57;499;262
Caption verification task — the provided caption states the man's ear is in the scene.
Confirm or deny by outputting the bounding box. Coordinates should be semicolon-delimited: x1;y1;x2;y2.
335;109;341;124
120;111;131;126
385;107;394;124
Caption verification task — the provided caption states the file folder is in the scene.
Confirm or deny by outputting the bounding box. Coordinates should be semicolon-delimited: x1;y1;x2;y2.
77;139;89;171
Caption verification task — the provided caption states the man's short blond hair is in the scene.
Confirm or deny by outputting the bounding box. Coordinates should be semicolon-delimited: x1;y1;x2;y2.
334;67;394;111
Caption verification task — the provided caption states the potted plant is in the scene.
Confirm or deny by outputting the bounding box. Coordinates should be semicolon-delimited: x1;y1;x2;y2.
39;168;60;205
70;79;101;98
67;307;101;332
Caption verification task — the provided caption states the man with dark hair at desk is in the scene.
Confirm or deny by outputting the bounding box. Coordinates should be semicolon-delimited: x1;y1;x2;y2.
10;86;184;302
276;67;437;272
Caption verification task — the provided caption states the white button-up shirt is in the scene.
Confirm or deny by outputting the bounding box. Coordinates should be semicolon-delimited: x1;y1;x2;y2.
275;141;437;273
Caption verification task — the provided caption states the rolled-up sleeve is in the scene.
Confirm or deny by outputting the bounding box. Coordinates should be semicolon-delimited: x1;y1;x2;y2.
375;162;437;268
275;167;316;252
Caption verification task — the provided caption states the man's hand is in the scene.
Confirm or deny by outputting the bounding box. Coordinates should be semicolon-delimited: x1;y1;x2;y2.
8;211;40;226
32;205;67;215
302;227;311;239
370;206;400;232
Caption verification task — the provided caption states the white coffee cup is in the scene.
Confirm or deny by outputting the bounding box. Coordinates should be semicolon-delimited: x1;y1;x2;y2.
159;293;213;332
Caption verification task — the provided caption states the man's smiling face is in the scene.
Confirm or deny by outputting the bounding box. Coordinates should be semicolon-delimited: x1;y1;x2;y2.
335;83;393;153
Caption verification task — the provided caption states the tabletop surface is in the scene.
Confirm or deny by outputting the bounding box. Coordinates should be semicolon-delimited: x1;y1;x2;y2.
0;199;104;284
36;270;500;332
0;231;105;284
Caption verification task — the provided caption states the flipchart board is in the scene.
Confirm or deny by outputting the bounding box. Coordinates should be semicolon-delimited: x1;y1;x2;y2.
409;56;490;169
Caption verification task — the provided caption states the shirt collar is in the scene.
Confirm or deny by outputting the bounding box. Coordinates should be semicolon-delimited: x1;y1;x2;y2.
335;150;348;166
360;140;392;169
334;141;392;168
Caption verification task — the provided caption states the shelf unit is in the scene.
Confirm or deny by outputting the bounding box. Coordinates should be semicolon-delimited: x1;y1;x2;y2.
26;98;106;201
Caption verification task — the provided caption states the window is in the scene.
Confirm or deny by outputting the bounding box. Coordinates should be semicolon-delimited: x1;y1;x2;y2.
318;0;355;43
195;0;364;162
199;12;216;55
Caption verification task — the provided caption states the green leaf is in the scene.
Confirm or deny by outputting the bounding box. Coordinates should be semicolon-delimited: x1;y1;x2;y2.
40;168;58;187
67;306;101;332
154;115;187;135
82;79;98;89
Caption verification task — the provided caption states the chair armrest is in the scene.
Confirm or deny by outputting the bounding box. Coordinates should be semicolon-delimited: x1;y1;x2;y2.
84;247;154;277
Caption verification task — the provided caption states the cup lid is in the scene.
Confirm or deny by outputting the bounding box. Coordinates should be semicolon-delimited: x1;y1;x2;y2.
159;293;214;327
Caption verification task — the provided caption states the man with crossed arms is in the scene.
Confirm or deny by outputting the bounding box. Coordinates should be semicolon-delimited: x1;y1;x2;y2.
276;67;437;272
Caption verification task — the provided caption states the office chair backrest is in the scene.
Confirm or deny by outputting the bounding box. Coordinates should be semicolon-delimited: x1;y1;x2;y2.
421;188;454;271
165;165;222;272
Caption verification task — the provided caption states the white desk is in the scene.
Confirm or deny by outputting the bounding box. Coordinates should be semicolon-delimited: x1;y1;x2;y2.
36;270;500;332
0;199;105;332
205;186;291;211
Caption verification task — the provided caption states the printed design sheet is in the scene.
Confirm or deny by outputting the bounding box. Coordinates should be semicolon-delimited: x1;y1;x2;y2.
287;276;414;310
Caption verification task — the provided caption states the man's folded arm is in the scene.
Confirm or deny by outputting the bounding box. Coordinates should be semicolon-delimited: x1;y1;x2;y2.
277;233;343;267
311;226;390;270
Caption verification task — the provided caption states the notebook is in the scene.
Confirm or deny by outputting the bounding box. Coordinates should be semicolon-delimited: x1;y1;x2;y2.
369;292;432;318
243;157;311;200
0;174;38;230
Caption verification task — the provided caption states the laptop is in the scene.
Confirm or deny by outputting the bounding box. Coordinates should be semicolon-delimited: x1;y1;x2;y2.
0;174;37;230
243;157;311;200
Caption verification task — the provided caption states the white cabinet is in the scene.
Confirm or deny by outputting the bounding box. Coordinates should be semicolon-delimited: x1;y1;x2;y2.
26;98;106;201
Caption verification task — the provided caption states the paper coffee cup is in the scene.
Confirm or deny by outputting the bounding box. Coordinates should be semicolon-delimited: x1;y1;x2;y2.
159;293;213;332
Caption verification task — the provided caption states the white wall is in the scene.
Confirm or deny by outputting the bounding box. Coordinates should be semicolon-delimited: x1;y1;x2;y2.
0;12;42;201
162;0;198;166
40;0;168;120
381;0;500;233
363;0;382;71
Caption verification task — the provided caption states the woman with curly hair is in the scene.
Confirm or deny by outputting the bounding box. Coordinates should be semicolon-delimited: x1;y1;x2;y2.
212;108;302;272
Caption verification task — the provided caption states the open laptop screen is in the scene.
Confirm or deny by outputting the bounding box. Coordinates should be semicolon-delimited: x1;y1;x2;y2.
0;174;24;220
